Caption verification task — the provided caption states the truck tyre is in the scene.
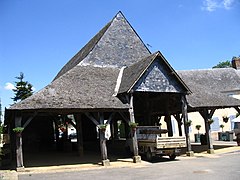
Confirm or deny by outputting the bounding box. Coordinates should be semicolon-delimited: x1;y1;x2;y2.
146;148;153;161
169;154;176;160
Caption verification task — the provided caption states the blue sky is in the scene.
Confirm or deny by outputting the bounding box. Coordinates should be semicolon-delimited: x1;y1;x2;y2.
0;0;240;113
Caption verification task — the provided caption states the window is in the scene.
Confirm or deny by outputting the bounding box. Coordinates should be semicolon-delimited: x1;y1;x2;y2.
211;117;220;131
229;115;236;130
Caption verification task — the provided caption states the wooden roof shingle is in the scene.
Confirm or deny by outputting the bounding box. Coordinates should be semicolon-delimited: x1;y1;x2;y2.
54;11;150;80
10;66;128;110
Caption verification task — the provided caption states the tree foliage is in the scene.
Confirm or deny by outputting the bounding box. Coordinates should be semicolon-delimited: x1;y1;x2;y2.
212;60;232;68
0;98;2;124
12;72;33;103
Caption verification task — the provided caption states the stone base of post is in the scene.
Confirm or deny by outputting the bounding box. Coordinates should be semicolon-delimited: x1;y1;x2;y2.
133;155;141;163
186;151;194;157
207;149;214;154
102;159;110;166
16;166;25;172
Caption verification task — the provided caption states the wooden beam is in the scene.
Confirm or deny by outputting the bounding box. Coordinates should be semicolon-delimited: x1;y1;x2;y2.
234;106;240;114
128;93;140;163
15;113;24;169
199;108;216;154
181;95;193;156
105;112;116;125
129;93;135;123
75;114;84;156
97;112;110;166
22;112;38;129
119;112;130;123
164;114;173;137
69;120;76;129
174;113;183;136
85;112;99;126
113;120;118;140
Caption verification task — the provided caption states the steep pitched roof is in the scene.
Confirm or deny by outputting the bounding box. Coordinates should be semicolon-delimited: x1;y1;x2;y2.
53;21;111;80
10;66;128;110
178;68;240;109
118;51;190;94
7;12;240;113
54;11;150;80
9;12;151;111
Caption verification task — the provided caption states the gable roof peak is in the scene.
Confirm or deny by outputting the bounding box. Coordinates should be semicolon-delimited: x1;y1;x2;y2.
53;11;150;81
118;51;191;94
116;11;124;17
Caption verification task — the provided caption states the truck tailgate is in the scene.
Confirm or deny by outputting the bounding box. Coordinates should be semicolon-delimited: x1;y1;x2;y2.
156;137;186;149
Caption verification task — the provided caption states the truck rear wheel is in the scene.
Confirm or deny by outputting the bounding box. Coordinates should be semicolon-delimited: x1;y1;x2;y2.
146;148;153;161
169;154;176;160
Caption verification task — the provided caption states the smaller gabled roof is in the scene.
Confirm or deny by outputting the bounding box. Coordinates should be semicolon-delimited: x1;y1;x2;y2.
118;51;191;94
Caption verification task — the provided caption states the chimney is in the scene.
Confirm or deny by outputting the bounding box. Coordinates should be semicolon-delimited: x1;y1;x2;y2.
232;57;240;69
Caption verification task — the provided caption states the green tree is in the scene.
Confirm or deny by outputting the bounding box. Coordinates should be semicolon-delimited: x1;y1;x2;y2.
212;60;232;68
0;98;2;124
12;72;33;103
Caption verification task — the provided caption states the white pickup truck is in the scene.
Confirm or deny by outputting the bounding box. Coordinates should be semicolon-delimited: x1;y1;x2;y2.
126;126;186;161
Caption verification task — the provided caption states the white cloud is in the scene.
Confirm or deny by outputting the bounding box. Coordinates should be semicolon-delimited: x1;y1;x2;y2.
202;0;236;11
223;0;235;9
4;82;15;90
202;0;219;12
4;82;36;92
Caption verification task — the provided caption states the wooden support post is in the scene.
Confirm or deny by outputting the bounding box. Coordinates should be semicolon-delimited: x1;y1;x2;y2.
164;114;173;137
113;120;118;140
75;114;84;156
128;93;141;163
200;109;215;154
54;119;60;150
174;113;183;136
15;113;24;170
99;113;110;166
181;96;194;157
144;94;152;125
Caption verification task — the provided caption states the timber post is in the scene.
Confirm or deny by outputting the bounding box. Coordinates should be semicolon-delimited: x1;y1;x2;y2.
200;109;215;154
204;118;214;154
113;120;118;140
15;112;24;171
181;96;194;156
174;114;183;136
164;114;173;137
128;93;141;163
99;113;110;166
75;114;84;156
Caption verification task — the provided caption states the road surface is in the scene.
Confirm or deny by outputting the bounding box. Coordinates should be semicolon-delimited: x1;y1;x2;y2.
19;151;240;180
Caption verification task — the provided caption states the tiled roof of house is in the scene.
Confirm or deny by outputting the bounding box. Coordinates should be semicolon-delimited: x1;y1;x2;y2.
178;68;240;110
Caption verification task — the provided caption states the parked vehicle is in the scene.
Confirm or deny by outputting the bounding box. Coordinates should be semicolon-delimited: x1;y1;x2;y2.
126;126;186;161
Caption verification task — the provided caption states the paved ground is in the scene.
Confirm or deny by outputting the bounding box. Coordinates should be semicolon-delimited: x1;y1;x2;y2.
1;141;239;180
18;151;240;180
